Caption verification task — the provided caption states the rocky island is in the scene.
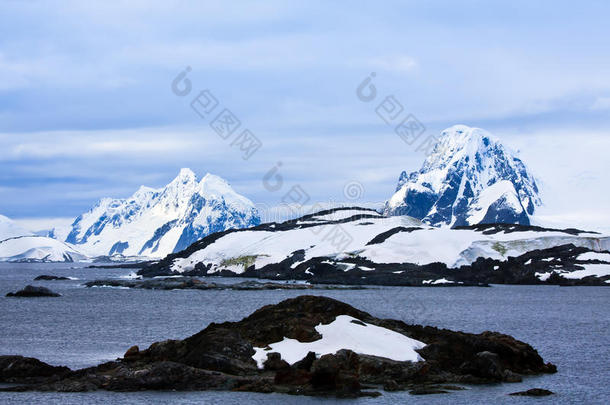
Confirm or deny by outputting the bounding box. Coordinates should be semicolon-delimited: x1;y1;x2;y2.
6;285;61;298
33;275;71;281
1;296;556;397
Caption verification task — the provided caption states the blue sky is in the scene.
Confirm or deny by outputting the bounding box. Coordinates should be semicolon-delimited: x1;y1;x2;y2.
1;0;610;231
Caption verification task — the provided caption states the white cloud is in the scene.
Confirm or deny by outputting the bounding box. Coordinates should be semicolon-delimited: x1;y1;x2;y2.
498;128;610;232
1;128;208;160
119;36;326;71
591;96;610;110
365;55;418;72
12;217;74;233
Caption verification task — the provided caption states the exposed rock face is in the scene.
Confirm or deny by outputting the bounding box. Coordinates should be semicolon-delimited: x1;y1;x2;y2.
384;125;541;226
6;285;61;297
1;296;556;397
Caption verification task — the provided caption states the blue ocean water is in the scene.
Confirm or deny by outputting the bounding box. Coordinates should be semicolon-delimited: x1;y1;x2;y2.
0;262;608;404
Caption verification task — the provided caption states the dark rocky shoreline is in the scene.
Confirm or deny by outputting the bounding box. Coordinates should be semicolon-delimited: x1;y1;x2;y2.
1;296;556;397
84;278;366;291
139;243;609;287
133;208;610;286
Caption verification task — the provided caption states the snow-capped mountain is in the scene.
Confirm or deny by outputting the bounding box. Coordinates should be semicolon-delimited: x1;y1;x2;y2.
384;125;541;226
65;169;261;258
0;214;85;262
0;236;87;262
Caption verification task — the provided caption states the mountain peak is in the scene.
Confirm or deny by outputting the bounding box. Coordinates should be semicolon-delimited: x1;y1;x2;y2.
171;168;198;184
65;170;260;257
385;125;540;227
422;125;502;173
439;125;497;151
440;124;487;137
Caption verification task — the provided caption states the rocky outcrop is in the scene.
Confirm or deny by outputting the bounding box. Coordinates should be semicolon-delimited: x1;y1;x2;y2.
1;296;556;397
34;275;70;281
0;356;70;384
6;285;61;297
509;388;554;396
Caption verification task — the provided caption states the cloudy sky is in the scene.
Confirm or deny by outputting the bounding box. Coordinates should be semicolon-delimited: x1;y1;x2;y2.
1;0;609;232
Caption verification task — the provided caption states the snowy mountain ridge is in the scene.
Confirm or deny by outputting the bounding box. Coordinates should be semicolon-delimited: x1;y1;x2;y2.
0;235;87;262
385;125;541;226
138;207;610;286
65;168;261;258
0;216;86;262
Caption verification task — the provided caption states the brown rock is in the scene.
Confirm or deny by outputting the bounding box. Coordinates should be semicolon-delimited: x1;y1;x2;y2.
263;352;289;371
293;351;317;370
311;350;361;397
274;368;311;385
383;379;400;391
123;346;139;358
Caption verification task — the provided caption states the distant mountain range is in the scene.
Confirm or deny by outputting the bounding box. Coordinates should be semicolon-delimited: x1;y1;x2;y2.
0;215;85;262
63;169;260;258
384;125;541;226
0;126;581;267
0;170;260;261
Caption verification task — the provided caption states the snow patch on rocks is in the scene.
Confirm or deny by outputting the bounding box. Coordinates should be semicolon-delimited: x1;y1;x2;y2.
252;315;425;368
